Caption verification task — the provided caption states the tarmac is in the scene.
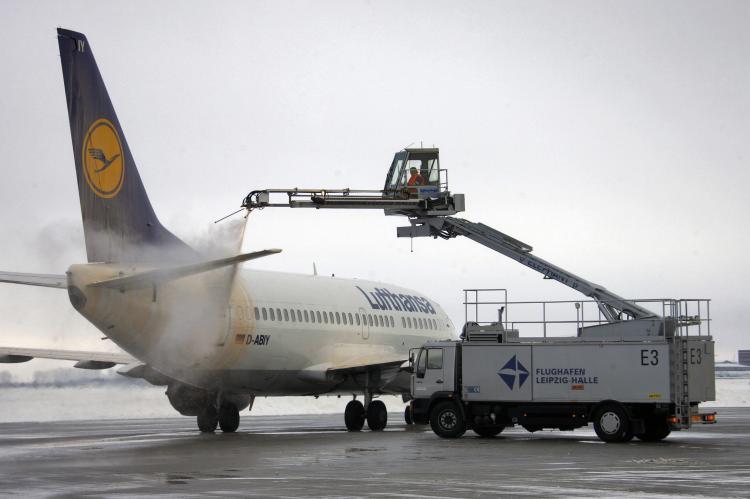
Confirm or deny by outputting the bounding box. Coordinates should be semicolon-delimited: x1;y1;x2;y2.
0;407;748;498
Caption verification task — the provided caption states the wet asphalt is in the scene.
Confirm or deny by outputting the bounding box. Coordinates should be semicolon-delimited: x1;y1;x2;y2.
0;408;748;498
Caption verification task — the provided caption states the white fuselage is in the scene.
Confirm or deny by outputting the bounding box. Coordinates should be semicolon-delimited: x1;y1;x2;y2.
69;265;455;396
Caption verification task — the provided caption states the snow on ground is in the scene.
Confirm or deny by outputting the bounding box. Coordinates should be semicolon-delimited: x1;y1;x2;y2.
0;379;746;423
704;378;750;408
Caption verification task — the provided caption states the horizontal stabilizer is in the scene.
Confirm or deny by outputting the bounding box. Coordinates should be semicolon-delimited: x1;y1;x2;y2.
0;272;67;289
0;346;134;365
89;249;282;290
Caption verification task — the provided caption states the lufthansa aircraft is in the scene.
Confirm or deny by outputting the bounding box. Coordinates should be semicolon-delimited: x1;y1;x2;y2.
0;29;453;432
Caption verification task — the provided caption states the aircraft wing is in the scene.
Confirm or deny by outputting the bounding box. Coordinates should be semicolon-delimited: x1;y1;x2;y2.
0;271;67;289
325;354;408;374
0;346;135;369
300;352;408;383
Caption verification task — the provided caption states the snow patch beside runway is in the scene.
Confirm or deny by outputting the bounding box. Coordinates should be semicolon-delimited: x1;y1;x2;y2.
0;378;746;422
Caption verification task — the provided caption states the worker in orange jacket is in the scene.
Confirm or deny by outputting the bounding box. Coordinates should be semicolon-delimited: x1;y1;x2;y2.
407;167;424;187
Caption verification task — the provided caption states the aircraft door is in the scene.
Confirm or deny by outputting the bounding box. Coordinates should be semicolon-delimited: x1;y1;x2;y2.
359;307;369;340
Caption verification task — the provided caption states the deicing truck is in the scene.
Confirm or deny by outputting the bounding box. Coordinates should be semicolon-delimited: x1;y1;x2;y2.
409;300;716;442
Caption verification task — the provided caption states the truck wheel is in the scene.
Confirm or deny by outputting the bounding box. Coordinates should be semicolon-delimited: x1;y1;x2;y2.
473;425;504;438
593;404;630;443
430;401;466;438
344;400;365;431
636;416;671;442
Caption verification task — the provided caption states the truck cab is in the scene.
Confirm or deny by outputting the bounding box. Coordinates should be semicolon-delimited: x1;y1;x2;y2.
412;341;456;398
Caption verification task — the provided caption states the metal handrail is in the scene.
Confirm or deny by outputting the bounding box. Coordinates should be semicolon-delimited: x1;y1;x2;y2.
462;288;711;339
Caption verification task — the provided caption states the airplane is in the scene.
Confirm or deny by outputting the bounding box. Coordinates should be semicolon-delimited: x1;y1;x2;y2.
0;28;454;433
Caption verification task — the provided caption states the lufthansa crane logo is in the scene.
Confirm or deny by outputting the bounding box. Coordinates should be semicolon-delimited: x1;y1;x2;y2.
81;119;124;199
498;355;529;390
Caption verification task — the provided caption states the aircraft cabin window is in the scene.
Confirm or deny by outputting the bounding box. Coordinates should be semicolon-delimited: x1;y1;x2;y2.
269;308;275;321
389;316;394;328
348;313;354;324
407;317;412;329
276;308;282;321
342;313;347;325
304;310;309;322
335;312;341;324
284;309;290;321
291;309;296;322
297;310;303;322
356;314;361;326
254;307;260;320
329;312;334;324
368;315;373;327
401;317;406;328
316;311;322;323
262;308;267;320
419;318;424;329
379;316;384;327
361;314;367;325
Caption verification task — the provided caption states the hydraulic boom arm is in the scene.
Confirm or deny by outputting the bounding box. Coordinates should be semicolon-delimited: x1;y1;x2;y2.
398;217;656;321
240;147;657;323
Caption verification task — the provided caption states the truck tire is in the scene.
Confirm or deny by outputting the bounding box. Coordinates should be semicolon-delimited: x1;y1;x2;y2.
473;425;504;438
593;404;630;443
430;401;466;438
636;416;671;442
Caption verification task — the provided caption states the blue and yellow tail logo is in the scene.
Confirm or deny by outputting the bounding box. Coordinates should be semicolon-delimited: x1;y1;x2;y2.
81;119;124;198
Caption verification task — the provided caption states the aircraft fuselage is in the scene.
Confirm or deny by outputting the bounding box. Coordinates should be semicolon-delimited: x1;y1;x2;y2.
68;264;453;396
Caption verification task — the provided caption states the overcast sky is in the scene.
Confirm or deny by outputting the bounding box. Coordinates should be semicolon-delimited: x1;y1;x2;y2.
0;0;748;379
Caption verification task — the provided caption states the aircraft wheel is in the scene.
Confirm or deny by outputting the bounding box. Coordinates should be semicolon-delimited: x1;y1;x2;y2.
593;404;630;443
366;400;388;431
344;400;365;431
430;401;465;438
219;403;240;433
473;425;504;438
197;406;218;433
404;405;413;425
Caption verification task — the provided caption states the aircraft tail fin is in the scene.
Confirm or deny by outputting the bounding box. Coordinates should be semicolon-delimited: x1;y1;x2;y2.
57;28;194;264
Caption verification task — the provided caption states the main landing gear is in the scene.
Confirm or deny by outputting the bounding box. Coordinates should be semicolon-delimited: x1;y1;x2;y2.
197;402;241;433
344;395;388;431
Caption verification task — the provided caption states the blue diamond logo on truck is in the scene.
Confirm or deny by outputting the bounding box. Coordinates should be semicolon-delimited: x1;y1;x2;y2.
498;355;529;390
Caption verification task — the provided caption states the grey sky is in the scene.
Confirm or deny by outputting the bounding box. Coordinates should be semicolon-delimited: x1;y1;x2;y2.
0;0;748;378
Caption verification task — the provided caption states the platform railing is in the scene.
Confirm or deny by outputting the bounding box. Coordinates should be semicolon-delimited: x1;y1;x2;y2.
463;289;710;340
